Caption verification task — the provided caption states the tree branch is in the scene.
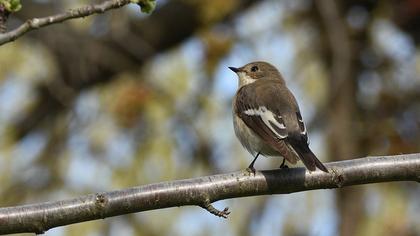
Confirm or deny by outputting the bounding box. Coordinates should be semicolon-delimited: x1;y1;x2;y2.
0;0;142;45
0;153;419;234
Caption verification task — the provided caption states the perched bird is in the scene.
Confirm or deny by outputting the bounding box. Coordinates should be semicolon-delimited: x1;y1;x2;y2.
229;61;328;173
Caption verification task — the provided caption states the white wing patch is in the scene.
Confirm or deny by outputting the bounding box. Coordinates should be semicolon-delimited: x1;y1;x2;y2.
301;124;307;135
297;112;307;135
244;106;287;139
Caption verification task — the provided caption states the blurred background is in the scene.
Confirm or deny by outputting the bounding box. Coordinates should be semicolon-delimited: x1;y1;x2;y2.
0;0;419;235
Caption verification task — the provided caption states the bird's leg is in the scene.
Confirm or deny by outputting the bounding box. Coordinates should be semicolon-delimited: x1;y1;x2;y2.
279;157;289;169
247;152;260;175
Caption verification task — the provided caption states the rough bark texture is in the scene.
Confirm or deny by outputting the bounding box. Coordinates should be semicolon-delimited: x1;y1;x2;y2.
0;154;419;235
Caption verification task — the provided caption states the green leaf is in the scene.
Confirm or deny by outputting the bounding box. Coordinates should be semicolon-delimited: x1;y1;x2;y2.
0;0;22;12
131;0;156;14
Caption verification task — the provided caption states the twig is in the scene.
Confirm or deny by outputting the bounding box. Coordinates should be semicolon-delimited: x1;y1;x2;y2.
0;153;419;234
201;200;230;218
0;0;134;45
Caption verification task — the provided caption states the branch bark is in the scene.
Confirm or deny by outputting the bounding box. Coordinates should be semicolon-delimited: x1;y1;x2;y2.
0;0;137;45
0;153;419;235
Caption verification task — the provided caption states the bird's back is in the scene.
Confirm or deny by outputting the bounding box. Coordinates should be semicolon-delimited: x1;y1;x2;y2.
236;79;302;133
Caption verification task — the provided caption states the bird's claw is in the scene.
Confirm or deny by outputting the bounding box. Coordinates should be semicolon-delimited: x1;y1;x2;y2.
246;166;256;176
279;158;289;169
279;163;289;169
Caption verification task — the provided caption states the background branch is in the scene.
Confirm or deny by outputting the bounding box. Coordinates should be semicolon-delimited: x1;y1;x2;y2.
0;0;145;45
0;153;419;235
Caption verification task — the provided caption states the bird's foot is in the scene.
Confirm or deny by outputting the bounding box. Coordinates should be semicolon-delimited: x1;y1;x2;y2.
279;158;289;169
279;164;289;169
246;166;256;176
246;153;259;176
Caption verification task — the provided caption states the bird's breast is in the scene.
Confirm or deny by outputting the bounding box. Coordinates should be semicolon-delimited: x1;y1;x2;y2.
233;114;278;156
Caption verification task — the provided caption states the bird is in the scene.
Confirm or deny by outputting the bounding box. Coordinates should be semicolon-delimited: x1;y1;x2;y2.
229;61;328;173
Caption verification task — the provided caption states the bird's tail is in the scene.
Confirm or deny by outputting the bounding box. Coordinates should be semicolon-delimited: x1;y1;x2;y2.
288;138;328;173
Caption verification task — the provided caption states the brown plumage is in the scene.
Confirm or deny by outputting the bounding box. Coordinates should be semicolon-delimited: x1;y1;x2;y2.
229;61;328;172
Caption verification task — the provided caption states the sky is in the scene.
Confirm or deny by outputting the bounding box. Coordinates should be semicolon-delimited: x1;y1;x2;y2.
0;0;419;235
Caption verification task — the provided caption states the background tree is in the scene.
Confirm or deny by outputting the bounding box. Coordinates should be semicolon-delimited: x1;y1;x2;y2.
0;0;419;235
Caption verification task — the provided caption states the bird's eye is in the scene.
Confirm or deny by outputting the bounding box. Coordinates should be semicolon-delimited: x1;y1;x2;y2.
250;66;259;72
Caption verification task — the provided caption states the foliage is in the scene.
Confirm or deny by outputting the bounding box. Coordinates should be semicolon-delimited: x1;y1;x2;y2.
0;0;21;12
0;0;419;235
132;0;156;13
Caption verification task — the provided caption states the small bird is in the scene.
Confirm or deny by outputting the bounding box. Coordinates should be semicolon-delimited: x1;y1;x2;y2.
229;61;328;173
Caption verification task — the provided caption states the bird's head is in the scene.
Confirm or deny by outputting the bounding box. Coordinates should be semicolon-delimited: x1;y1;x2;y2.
229;61;284;87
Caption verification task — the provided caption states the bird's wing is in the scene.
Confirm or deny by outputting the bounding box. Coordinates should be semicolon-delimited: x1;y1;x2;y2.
234;80;304;163
235;80;306;139
235;79;328;172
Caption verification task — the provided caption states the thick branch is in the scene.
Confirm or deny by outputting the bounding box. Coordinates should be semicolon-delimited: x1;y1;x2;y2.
0;154;419;234
0;0;136;45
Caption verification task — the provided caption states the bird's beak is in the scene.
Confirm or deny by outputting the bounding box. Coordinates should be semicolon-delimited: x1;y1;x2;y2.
228;67;240;73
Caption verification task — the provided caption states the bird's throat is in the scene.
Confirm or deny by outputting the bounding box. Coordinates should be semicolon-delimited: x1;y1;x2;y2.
238;73;257;87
